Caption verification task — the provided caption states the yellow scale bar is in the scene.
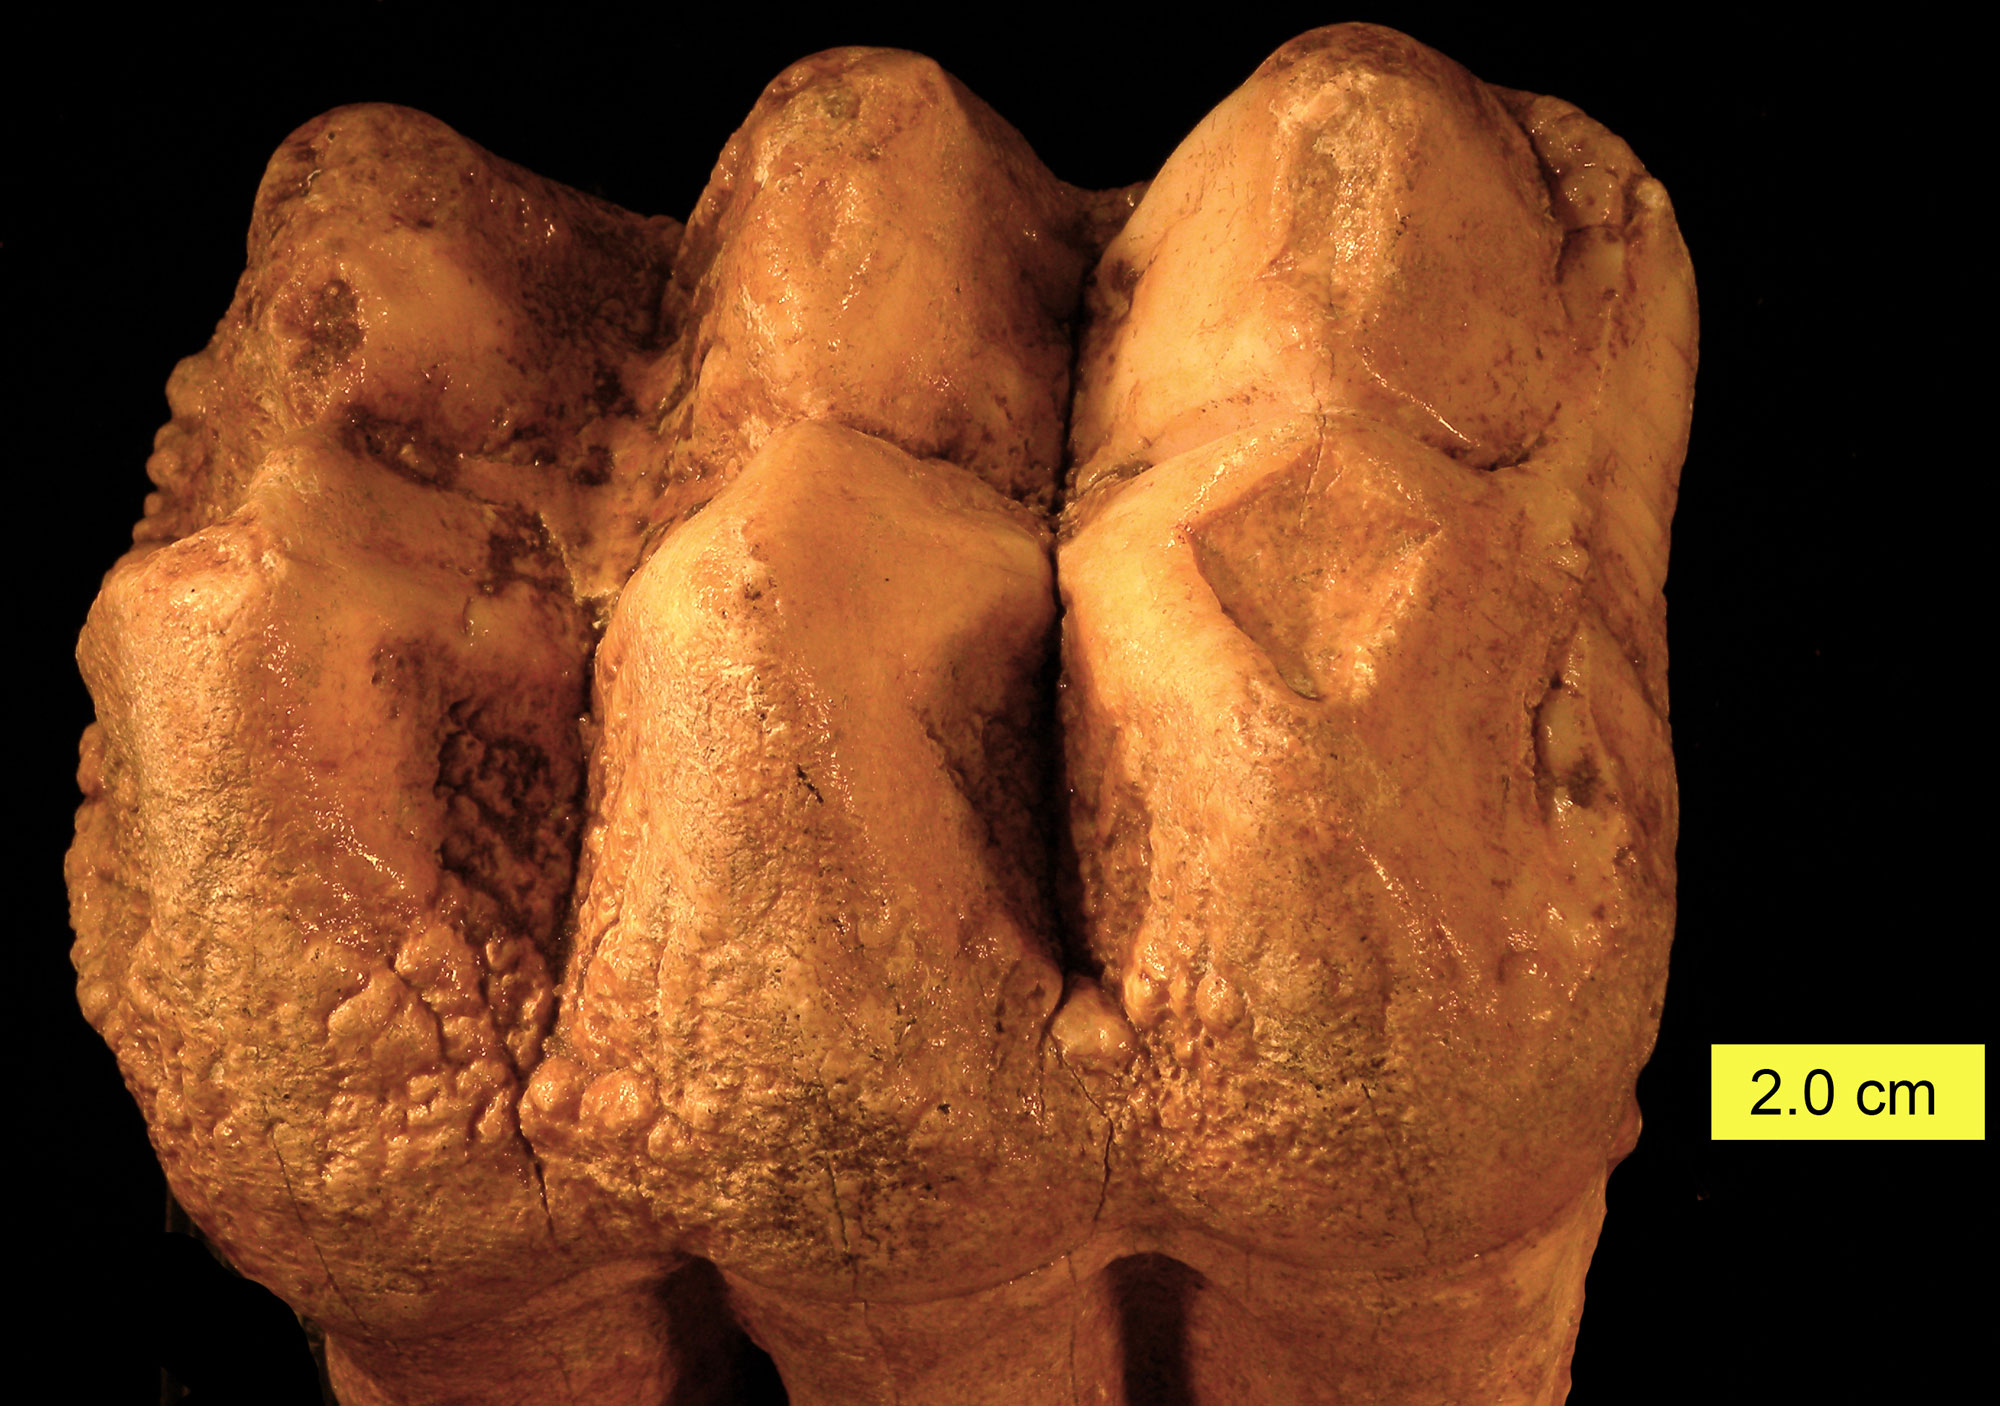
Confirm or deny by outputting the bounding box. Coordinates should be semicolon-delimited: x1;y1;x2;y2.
1711;1045;1985;1140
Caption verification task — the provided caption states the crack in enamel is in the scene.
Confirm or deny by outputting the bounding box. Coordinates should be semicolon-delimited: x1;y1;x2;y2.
67;23;1693;1406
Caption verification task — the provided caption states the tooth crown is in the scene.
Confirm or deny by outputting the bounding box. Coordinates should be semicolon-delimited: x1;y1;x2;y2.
68;23;1693;1406
524;421;1106;1299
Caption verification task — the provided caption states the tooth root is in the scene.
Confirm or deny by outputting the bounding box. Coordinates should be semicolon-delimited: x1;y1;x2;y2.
727;1253;1135;1406
325;1259;749;1406
1144;1181;1608;1405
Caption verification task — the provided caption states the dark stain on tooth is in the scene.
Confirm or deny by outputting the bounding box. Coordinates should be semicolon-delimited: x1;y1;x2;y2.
571;443;614;487
795;764;824;805
1564;755;1602;809
589;363;635;415
435;696;580;960
340;406;458;487
282;278;363;379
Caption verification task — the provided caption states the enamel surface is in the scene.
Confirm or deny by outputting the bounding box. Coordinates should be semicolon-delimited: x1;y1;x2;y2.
68;26;1694;1405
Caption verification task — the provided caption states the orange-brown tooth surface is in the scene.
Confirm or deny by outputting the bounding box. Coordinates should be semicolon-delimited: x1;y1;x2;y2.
69;24;1691;1405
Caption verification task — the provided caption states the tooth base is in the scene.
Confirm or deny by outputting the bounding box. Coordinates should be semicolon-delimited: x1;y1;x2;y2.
323;1259;749;1406
716;1173;1604;1406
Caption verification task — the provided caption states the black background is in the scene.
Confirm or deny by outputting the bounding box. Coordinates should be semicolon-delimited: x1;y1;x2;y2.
10;4;1986;1402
